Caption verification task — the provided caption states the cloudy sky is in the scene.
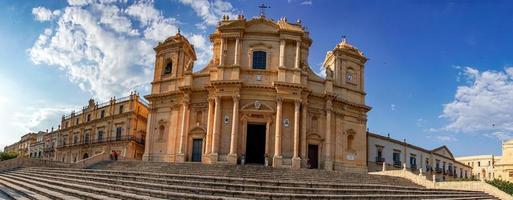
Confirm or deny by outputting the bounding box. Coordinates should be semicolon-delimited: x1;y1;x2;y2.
1;0;513;156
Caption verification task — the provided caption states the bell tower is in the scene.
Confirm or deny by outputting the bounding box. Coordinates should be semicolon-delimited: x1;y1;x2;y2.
323;38;367;93
151;32;197;94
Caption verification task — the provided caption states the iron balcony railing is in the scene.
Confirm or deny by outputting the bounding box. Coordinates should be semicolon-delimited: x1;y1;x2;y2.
435;167;443;173
375;157;385;163
56;135;144;148
393;160;402;167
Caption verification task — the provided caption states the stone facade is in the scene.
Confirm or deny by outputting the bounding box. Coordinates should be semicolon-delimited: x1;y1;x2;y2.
456;155;498;180
55;93;148;163
29;131;46;158
143;15;370;172
368;132;471;181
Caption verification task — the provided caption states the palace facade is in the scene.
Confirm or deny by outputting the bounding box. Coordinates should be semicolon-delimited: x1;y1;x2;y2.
55;93;149;163
368;132;471;181
143;15;370;172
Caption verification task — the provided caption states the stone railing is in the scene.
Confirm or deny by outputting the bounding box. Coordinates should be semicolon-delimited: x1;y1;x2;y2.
0;157;70;172
369;163;512;200
71;151;109;168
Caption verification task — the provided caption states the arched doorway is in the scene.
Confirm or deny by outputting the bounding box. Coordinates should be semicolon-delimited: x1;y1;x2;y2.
83;153;89;159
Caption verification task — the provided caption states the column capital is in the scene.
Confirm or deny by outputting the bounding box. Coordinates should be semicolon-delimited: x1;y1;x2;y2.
294;99;302;106
276;97;283;103
232;95;240;101
208;97;215;103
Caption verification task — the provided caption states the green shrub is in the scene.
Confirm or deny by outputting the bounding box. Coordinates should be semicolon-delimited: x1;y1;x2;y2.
0;151;18;161
487;179;513;195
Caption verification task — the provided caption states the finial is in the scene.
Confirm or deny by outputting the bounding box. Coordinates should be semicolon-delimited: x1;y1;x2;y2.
341;35;347;44
258;3;270;17
177;27;181;35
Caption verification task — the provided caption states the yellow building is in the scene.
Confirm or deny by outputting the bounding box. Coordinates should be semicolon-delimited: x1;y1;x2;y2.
55;93;149;163
143;15;370;172
456;155;499;180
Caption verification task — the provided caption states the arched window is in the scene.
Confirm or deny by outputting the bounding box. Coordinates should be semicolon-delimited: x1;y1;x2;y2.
164;61;172;75
158;125;165;141
252;51;266;69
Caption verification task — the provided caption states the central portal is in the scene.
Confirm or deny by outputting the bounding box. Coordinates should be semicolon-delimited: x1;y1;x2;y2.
245;124;266;164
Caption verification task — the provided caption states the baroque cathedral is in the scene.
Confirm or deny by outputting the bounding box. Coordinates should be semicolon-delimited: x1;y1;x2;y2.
142;14;370;172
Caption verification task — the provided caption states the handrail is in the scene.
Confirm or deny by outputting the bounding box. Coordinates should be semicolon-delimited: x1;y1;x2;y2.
56;135;144;148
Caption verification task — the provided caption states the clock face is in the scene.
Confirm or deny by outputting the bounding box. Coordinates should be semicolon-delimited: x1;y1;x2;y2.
347;73;353;81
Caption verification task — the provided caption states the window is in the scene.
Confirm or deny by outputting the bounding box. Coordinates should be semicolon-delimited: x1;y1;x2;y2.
65;121;69;128
73;135;78;144
426;158;430;171
119;105;124;114
393;151;401;165
377;149;382;158
196;111;202;124
98;131;104;141
100;110;105;118
436;160;440;169
410;154;417;167
116;127;122;140
478;161;480;167
87;114;91;122
252;51;266;69
84;133;90;144
76;118;79;125
489;161;491;166
164;61;172;74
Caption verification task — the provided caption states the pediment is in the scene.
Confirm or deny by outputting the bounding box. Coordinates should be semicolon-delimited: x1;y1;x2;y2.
189;126;206;134
245;19;279;33
241;101;274;112
307;133;323;141
432;146;454;159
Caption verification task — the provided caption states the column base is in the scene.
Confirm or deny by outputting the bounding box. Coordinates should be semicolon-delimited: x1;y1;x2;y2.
273;156;283;168
142;154;150;161
324;160;333;171
175;153;185;163
202;154;210;164
209;153;219;164
227;154;238;165
292;157;301;169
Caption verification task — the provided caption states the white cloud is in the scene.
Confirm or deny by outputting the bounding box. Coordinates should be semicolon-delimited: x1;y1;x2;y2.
28;0;217;100
32;7;60;21
441;67;513;140
390;104;396;111
301;0;313;5
435;135;458;142
178;0;236;27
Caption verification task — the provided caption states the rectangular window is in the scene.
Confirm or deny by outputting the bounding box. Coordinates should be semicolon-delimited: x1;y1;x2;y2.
87;114;91;122
116;127;122;140
489;161;491;166
73;135;78;144
410;154;416;167
119;105;124;114
98;131;104;142
252;51;267;69
100;110;105;118
84;133;90;144
76;118;79;125
478;161;480;167
393;150;401;166
65;121;69;128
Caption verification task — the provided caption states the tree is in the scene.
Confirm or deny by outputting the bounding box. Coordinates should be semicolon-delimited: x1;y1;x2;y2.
0;151;18;161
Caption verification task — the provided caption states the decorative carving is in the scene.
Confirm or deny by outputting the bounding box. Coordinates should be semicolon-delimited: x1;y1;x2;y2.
254;101;262;109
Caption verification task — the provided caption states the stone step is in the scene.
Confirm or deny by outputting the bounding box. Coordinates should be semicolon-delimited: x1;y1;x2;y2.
0;175;76;200
21;168;487;196
7;171;246;200
0;180;28;200
27;167;429;191
12;169;495;199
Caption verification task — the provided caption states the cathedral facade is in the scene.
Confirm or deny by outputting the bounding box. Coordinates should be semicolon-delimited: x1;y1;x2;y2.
143;15;370;172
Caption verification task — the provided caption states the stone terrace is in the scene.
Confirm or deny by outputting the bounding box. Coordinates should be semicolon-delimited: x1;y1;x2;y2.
0;161;498;199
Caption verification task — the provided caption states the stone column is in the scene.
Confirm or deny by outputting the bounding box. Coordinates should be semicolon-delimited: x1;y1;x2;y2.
227;95;239;164
142;111;153;161
210;96;221;163
205;98;215;156
234;38;240;66
273;97;283;167
292;99;301;169
219;38;225;66
295;41;300;68
176;96;189;162
324;99;333;170
279;40;285;68
300;100;308;166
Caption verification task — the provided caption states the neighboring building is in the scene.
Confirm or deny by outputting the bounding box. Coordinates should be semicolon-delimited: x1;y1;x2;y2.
368;132;471;181
55;93;149;163
43;127;58;160
29;131;47;158
17;133;37;157
495;139;513;182
4;142;19;153
143;14;370;172
456;155;499;180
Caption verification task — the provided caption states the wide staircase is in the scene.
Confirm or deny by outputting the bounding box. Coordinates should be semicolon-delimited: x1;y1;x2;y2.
0;160;498;199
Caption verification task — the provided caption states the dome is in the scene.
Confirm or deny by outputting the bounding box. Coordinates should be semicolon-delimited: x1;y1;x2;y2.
335;38;365;57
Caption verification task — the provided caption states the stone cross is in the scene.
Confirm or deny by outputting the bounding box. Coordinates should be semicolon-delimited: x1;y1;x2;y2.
258;4;270;17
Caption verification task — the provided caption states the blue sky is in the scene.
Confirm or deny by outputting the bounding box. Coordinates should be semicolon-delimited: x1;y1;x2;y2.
1;0;513;157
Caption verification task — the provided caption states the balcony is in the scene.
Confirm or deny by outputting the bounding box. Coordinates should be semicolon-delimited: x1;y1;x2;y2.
393;160;402;167
375;157;385;163
56;135;144;148
435;167;443;174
